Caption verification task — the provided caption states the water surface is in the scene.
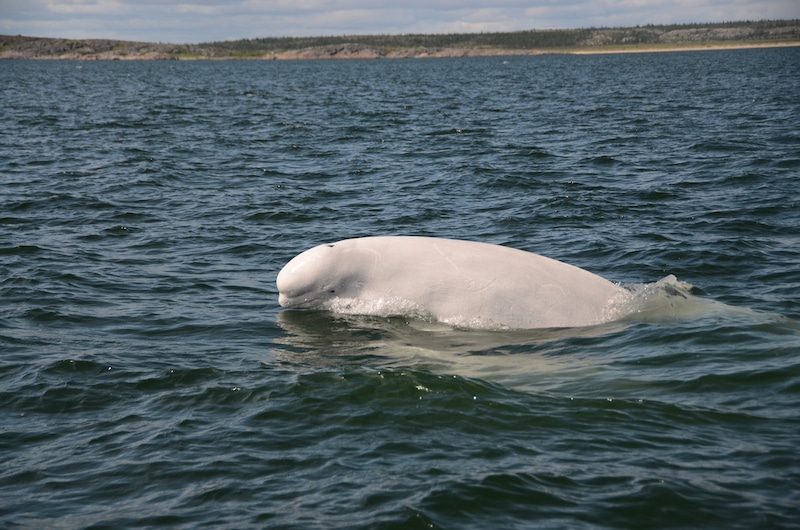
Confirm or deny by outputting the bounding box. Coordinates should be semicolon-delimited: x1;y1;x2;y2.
1;48;799;529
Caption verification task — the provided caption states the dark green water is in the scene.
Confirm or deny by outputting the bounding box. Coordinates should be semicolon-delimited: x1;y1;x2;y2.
1;48;799;529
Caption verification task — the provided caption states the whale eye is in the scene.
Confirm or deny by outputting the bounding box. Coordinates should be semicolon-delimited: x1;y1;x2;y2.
329;289;336;293
327;244;335;248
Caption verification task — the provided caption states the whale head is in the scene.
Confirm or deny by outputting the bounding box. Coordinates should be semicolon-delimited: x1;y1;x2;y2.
277;241;374;309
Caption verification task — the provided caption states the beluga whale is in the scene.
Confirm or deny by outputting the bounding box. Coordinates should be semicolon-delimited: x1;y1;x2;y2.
276;236;631;330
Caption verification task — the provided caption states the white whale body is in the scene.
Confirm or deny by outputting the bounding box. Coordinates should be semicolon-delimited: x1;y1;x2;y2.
276;236;631;330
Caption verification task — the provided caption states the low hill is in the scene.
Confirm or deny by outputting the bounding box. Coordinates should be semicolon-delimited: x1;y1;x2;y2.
1;20;798;60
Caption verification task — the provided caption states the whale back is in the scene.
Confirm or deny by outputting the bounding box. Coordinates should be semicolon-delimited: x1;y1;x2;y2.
277;236;628;329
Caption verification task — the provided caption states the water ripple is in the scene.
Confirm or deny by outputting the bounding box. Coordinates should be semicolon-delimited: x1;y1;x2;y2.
1;49;799;529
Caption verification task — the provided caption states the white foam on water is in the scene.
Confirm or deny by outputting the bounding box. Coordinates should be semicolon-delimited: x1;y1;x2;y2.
615;275;752;324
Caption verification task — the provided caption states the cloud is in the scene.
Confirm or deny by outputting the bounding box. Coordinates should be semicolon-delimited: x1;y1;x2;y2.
45;0;128;15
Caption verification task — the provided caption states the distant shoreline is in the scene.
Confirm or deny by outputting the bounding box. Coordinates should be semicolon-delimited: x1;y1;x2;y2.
2;41;798;61
265;41;800;61
2;20;799;60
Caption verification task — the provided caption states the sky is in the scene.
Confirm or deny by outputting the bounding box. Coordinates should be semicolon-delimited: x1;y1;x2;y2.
1;0;798;44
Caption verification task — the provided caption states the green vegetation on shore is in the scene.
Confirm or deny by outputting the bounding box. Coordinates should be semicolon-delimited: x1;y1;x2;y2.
2;19;798;60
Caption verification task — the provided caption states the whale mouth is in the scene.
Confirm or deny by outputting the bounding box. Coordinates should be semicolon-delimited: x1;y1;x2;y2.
278;292;300;308
278;291;319;309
